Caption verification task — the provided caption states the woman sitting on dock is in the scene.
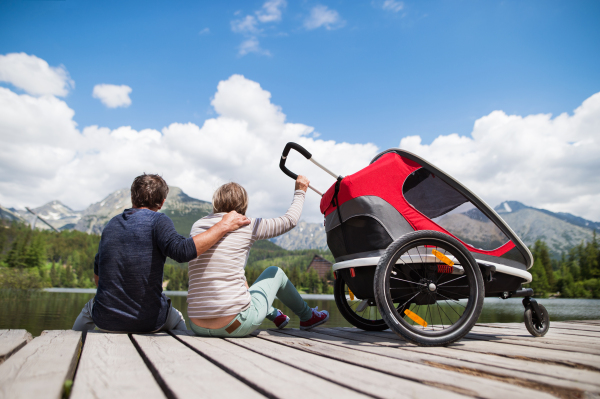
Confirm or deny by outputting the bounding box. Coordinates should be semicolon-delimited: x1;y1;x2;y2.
186;176;329;337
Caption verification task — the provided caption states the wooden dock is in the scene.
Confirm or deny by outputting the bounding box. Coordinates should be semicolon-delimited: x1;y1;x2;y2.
1;321;600;399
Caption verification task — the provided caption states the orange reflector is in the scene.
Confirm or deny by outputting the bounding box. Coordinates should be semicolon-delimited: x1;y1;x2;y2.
404;309;428;327
348;288;355;301
350;268;356;277
432;249;454;267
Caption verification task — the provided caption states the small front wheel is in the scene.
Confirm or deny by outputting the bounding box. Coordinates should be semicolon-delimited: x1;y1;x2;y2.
524;303;549;337
374;230;484;346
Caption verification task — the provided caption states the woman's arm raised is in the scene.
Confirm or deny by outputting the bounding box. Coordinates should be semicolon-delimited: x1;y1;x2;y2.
253;175;309;240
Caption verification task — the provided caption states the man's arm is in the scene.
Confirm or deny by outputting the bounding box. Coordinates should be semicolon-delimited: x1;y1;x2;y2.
93;253;99;287
191;211;250;256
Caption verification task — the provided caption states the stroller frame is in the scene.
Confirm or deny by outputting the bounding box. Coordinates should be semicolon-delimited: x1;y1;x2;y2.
280;142;550;345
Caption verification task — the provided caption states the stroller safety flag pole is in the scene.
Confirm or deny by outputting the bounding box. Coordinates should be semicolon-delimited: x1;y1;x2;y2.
279;142;342;196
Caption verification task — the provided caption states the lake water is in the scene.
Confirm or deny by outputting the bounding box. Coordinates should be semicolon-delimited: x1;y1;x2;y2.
1;289;599;336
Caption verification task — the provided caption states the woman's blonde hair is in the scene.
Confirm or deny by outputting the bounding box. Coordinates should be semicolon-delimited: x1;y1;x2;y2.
212;182;248;215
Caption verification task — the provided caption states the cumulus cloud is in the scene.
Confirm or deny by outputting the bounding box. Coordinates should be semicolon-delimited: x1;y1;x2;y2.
231;0;286;56
92;84;132;108
0;68;377;222
304;5;345;30
0;53;73;97
400;94;600;221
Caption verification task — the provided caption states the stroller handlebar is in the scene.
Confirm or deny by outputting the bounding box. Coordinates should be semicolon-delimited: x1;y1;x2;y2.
279;142;341;197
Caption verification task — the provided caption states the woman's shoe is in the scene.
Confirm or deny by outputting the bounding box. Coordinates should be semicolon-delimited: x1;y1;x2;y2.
300;306;329;330
273;309;290;329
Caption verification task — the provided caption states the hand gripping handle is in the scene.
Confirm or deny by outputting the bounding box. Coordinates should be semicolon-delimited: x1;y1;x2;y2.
279;142;312;180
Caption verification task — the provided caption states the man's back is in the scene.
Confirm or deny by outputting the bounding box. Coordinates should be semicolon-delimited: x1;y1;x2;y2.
92;208;196;332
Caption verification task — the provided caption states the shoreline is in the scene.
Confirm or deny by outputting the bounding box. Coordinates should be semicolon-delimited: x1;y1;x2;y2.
42;287;336;300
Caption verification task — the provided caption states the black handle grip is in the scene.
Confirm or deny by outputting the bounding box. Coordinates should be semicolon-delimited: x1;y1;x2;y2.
279;142;312;180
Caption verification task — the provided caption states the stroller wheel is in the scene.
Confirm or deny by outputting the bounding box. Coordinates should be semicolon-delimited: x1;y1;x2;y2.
334;276;388;331
374;230;484;346
524;303;549;337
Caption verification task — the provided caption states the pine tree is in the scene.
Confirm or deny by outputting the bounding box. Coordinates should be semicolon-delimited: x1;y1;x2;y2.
6;240;25;268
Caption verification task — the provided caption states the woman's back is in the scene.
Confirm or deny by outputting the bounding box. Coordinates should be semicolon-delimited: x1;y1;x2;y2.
187;190;305;319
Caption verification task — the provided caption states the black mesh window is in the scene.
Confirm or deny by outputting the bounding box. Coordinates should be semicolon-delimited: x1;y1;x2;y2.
327;216;393;259
403;168;469;218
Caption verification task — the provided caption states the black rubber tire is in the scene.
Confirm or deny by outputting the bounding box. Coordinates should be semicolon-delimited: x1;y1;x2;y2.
524;303;550;337
334;275;389;331
374;230;484;346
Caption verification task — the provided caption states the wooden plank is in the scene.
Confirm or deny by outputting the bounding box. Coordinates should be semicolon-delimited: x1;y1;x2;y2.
570;320;600;326
131;333;264;399
311;328;600;391
477;323;600;338
270;329;559;399
465;332;600;355
0;330;32;364
0;330;82;399
229;334;468;399
70;332;165;399
339;327;600;370
548;321;600;332
468;326;600;352
173;331;369;399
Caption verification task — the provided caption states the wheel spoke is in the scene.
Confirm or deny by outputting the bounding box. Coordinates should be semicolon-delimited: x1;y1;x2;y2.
438;275;466;286
437;292;466;308
390;277;427;286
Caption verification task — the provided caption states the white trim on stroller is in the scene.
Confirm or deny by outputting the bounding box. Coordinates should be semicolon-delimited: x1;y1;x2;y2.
332;257;532;283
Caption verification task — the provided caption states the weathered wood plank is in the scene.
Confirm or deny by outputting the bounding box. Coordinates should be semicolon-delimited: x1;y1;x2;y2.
270;329;559;399
229;334;468;399
173;331;369;399
70;332;165;399
311;328;600;392
548;321;600;332
477;323;600;338
570;320;600;326
0;330;32;364
468;326;600;353
0;330;82;399
131;333;264;399
338;327;600;370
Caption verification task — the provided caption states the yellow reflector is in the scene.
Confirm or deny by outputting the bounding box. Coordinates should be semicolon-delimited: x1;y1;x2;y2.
432;249;454;267
404;309;428;327
348;288;355;301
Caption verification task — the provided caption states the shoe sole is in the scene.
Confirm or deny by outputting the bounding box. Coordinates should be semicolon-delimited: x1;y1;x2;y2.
300;313;330;330
276;317;290;329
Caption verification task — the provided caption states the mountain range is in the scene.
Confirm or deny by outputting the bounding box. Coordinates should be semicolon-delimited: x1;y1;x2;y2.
2;189;598;257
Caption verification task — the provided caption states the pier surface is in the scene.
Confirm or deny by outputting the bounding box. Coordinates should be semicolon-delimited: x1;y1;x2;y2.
1;321;599;398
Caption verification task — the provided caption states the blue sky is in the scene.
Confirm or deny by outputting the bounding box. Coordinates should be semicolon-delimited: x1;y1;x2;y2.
1;0;600;221
1;0;598;150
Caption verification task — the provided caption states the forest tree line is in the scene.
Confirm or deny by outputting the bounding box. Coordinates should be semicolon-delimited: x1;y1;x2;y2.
2;219;599;298
0;221;334;294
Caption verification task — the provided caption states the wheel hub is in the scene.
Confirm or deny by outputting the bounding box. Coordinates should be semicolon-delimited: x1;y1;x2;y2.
428;283;436;292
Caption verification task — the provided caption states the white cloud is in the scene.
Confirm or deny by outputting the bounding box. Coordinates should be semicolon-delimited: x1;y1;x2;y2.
230;0;287;56
231;15;260;35
378;0;404;12
0;66;377;222
0;52;73;97
256;0;286;23
92;84;132;108
239;38;271;56
199;28;210;35
304;5;345;30
400;93;600;221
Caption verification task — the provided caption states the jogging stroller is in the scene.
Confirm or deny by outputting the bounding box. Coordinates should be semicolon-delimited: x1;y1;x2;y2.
279;142;550;346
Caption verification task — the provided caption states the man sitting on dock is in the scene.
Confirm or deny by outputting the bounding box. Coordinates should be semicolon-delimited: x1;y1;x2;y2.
72;173;250;333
